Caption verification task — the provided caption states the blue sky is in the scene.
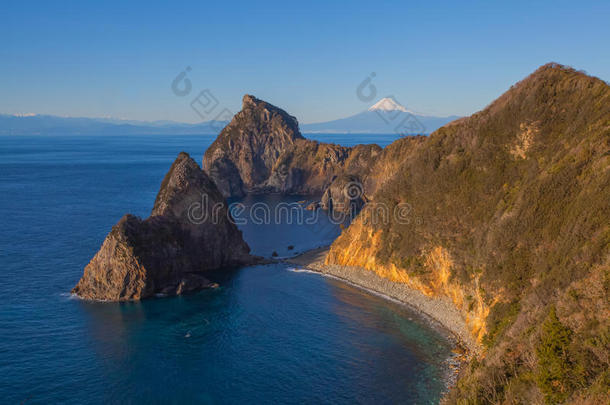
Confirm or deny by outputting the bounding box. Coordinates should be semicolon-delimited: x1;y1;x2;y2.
2;0;609;124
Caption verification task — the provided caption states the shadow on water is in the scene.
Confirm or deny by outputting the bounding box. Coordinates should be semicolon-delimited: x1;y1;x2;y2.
228;194;348;259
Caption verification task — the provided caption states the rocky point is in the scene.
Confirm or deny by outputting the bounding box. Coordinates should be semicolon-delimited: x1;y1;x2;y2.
72;152;255;301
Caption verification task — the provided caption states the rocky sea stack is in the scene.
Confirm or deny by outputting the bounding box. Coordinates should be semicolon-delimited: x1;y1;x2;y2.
73;152;254;301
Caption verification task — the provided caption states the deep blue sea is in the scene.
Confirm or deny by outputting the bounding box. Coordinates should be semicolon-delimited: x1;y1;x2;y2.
0;134;454;404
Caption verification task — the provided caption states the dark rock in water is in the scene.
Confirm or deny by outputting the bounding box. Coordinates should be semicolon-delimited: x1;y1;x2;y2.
72;152;255;301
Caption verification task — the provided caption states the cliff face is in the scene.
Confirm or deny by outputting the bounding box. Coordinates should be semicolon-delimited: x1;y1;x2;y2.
202;95;304;197
326;64;610;404
73;152;253;301
265;140;380;196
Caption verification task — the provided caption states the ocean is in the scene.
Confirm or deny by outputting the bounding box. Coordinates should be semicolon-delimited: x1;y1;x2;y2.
0;134;454;404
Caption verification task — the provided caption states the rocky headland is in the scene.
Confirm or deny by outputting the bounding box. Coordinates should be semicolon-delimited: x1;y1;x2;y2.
324;64;610;404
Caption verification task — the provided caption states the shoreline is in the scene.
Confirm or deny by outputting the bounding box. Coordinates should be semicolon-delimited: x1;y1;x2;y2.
284;247;480;358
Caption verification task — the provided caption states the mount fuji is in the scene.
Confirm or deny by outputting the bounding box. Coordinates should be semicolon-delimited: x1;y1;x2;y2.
301;97;460;135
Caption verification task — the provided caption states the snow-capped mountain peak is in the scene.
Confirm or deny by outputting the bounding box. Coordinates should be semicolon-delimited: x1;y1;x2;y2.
368;97;408;112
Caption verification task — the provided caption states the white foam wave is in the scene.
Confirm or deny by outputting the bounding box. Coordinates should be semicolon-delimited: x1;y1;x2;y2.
286;267;319;275
59;292;79;300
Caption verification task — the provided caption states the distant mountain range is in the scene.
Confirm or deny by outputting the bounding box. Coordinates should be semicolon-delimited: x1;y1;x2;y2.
0;98;459;135
0;114;229;136
301;98;460;134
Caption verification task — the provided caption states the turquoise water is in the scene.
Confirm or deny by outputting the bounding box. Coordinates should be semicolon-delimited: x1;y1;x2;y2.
0;134;454;404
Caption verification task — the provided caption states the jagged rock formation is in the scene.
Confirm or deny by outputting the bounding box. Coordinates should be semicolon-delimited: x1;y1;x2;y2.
202;95;375;200
325;63;610;404
201;94;426;219
73;152;254;301
202;95;304;197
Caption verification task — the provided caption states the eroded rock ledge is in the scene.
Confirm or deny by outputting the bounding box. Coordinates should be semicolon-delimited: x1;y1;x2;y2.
73;152;255;301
